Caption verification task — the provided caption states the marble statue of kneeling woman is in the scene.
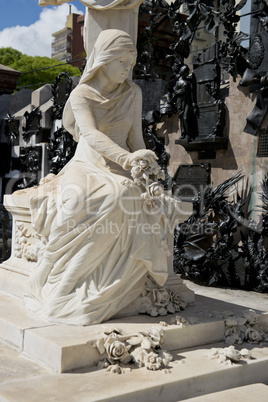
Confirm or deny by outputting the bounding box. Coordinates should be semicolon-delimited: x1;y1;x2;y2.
25;29;179;325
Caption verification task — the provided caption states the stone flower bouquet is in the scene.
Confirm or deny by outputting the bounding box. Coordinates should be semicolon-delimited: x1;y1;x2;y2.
130;158;166;205
87;326;173;374
137;277;187;317
224;309;268;345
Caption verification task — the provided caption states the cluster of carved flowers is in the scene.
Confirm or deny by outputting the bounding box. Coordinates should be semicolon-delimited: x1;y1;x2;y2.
14;222;40;262
87;326;172;374
130;159;165;205
137;277;187;317
169;315;200;326
225;309;267;345
207;345;252;365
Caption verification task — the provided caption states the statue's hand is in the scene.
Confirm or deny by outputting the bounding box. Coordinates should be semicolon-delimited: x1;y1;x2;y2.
123;149;157;169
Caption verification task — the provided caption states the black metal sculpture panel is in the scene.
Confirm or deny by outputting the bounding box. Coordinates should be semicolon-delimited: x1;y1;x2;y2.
47;127;77;175
22;107;42;142
137;1;240;154
136;0;268;155
18;146;42;189
4;114;20;145
51;72;73;120
174;46;228;150
240;31;268;135
192;43;227;141
251;0;268;36
174;172;268;293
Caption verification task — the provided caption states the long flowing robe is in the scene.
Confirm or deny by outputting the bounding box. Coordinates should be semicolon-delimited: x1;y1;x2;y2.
24;30;170;325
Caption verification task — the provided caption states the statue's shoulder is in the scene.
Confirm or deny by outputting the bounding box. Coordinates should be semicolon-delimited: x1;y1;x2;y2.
69;83;101;103
127;80;142;98
71;83;91;96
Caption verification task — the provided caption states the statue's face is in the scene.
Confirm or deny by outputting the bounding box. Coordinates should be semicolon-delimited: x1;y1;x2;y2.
102;53;136;84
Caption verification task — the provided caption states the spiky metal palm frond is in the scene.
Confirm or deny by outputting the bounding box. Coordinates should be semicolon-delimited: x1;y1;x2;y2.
203;172;244;212
259;174;268;215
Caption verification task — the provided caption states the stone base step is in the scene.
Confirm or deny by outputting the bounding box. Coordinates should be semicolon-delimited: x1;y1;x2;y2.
0;265;29;300
0;343;268;401
0;291;267;373
186;383;268;401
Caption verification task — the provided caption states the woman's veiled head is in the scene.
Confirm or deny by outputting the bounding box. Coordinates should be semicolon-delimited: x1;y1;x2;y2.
80;29;137;85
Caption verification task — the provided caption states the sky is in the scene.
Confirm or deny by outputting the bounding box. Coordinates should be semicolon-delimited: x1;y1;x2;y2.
0;0;85;57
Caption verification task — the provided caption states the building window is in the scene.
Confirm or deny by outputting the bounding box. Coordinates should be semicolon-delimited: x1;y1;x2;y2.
257;129;268;157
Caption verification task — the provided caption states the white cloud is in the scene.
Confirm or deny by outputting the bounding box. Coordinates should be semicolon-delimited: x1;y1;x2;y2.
0;4;83;57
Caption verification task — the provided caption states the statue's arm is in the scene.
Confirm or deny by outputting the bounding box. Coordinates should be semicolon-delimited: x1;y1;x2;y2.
68;85;132;168
127;84;146;152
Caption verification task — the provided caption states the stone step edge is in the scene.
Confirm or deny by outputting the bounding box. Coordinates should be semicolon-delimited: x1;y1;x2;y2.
0;303;225;373
1;343;268;402
184;383;268;401
21;317;226;372
0;265;29;300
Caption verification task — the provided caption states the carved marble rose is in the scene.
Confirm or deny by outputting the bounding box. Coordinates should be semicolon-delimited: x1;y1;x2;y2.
104;338;132;365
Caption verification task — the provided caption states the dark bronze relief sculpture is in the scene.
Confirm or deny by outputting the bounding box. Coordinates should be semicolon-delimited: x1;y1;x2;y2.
22;107;42;142
174;171;268;293
18;146;42;189
173;65;199;142
4;114;20;144
175;44;228;151
51;72;73;120
48;73;77;175
138;0;250;154
250;0;268;36
47;127;77;175
240;31;268;135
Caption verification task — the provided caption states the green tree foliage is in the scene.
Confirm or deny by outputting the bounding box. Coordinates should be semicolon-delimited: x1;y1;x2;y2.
0;47;81;90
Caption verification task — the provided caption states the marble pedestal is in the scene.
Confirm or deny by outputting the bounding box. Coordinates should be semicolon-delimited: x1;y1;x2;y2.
0;191;38;300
